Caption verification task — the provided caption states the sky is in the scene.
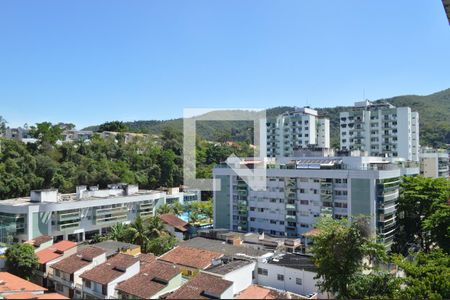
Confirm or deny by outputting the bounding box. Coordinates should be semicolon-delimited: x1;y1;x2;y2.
0;1;449;129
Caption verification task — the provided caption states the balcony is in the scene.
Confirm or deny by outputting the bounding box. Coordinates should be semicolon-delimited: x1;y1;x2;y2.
286;215;296;222
286;204;296;210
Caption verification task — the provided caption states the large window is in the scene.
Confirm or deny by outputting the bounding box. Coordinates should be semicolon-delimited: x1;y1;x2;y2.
277;274;284;281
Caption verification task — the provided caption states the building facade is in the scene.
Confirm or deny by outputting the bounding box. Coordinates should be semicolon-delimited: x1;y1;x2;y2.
339;101;419;161
420;148;449;178
0;184;174;243
213;156;419;249
267;108;330;157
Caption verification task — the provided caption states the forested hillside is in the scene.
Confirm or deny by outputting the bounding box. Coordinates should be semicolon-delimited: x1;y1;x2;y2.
85;88;450;147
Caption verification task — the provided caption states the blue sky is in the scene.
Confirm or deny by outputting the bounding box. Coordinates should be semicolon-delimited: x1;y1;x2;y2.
0;0;449;129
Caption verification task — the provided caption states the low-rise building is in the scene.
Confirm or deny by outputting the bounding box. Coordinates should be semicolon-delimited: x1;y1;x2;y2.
236;284;313;299
0;184;170;243
166;272;233;299
25;235;54;252
116;260;182;299
256;253;322;298
80;253;140;299
47;246;107;298
92;240;141;258
0;272;47;298
420;148;449;178
159;214;190;240
158;246;224;278
203;258;256;295
34;240;77;288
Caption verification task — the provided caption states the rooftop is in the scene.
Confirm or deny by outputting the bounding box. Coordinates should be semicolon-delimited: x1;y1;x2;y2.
266;253;317;272
25;235;53;247
4;292;69;299
116;261;180;299
159;214;189;232
50;246;106;274
204;258;253;275
158;246;223;269
166;272;232;299
236;284;309;299
93;240;140;257
181;237;269;258
80;253;139;285
0;272;47;293
36;240;77;264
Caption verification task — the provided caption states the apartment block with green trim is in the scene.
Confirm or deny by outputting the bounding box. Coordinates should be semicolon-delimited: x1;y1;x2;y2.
0;184;169;244
213;156;419;249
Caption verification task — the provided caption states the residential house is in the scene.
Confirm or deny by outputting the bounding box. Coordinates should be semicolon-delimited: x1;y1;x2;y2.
158;246;223;278
116;260;182;299
34;240;77;287
80;253;139;299
166;272;233;299
93;241;141;258
236;284;313;299
203;257;256;295
25;235;54;252
159;214;190;240
256;253;322;298
47;246;107;298
0;272;47;298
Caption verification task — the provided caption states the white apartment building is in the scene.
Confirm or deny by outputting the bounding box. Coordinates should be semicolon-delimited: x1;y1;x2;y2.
420;147;449;178
0;184;197;244
213;156;419;249
267;107;330;157
340;101;419;161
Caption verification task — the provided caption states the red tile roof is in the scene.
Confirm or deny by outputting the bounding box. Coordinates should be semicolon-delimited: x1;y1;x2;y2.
36;241;77;264
25;236;53;247
51;246;106;274
4;292;69;299
236;285;274;299
137;253;157;265
166;273;232;299
158;246;223;269
80;253;139;285
0;272;47;294
159;214;189;232
116;261;180;298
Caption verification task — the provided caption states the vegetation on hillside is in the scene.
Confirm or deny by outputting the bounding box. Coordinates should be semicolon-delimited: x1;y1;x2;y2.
85;88;450;148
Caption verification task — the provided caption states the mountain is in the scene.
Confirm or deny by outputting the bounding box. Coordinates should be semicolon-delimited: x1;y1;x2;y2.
84;88;450;147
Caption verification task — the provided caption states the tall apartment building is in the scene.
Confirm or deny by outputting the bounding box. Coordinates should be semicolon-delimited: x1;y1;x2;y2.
213;156;419;249
340;101;419;161
267;108;330;157
0;184;199;244
420;147;449;178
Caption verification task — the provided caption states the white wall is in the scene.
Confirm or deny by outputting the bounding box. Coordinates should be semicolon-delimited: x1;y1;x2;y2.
220;262;256;295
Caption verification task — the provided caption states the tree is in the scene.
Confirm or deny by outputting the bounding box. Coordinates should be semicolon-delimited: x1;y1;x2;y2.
348;272;401;299
393;176;450;255
310;217;387;299
127;216;149;247
0;116;6;135
5;243;39;280
98;121;129;133
29;122;64;146
108;222;131;242
392;250;450;299
145;235;177;256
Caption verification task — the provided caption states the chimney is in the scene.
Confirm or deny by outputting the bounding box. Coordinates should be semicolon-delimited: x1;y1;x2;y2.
76;185;87;199
30;190;58;203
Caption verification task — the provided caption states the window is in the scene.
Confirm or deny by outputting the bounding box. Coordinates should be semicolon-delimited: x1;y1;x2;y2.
102;284;107;295
55;269;60;277
257;268;268;276
85;280;91;289
296;278;303;285
277;274;284;281
300;200;309;205
56;283;63;292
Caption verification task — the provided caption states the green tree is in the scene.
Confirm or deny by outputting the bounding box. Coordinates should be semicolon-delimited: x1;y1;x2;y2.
392;250;450;299
348;272;401;299
98;121;129;133
393;176;450;254
29;122;64;146
310;217;387;299
0;116;6;134
5;243;39;280
146;235;177;256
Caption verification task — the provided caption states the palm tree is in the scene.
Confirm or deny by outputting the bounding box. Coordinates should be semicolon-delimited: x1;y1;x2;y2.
145;216;166;239
157;204;172;215
128;216;149;248
108;222;129;241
